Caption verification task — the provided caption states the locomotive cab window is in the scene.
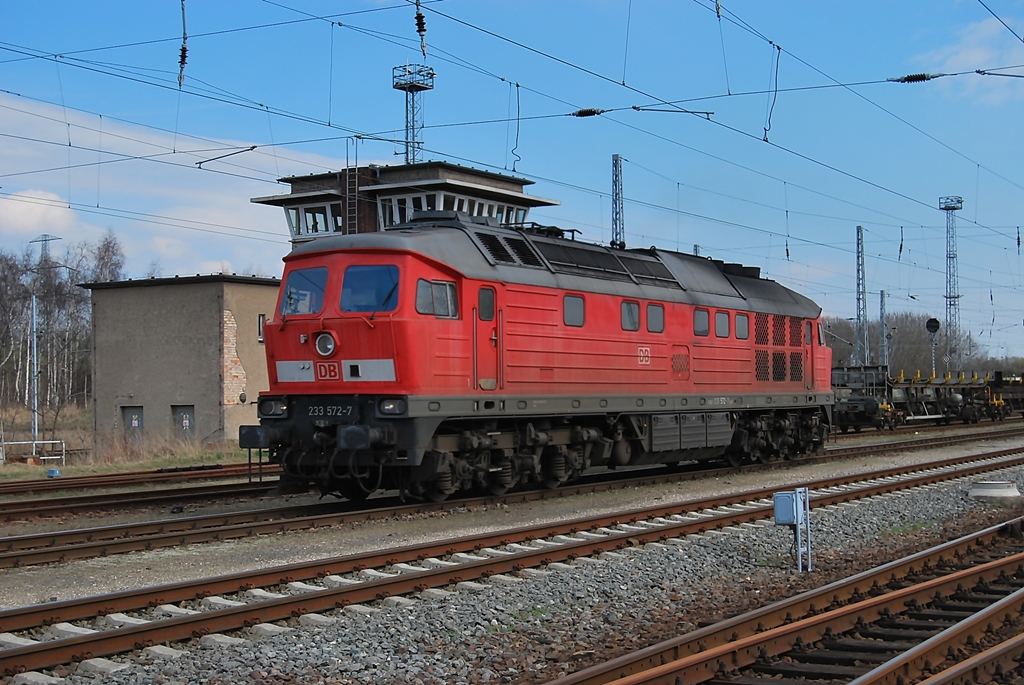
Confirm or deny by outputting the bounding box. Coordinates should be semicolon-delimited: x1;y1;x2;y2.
647;304;664;333
805;322;812;345
715;311;730;338
736;313;749;340
341;265;399;313
621;301;640;331
478;288;495;321
694;308;709;336
818;322;825;345
416;279;459;319
280;267;328;315
564;295;585;327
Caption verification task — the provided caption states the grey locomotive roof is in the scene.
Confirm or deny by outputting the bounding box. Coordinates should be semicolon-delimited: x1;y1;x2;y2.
287;214;822;318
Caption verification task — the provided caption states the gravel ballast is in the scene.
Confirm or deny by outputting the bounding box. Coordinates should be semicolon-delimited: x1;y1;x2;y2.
13;453;1024;685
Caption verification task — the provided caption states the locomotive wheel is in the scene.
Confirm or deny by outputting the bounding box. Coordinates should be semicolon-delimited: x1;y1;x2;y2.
427;487;451;502
725;452;745;468
337;479;372;502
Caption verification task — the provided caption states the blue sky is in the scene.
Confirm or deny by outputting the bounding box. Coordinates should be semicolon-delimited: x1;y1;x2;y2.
1;1;1023;358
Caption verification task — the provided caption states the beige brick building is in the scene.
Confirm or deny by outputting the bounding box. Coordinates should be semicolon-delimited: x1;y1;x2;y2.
81;275;279;447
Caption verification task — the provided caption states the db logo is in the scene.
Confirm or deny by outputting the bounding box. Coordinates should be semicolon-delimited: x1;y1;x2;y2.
315;361;341;381
637;347;651;365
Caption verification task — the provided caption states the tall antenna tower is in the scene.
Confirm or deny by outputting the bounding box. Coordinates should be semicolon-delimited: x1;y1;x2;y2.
855;225;869;365
611;153;625;249
940;196;963;370
392;64;435;164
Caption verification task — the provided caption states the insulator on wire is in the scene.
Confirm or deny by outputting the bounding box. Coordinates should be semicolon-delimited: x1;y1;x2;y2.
571;108;607;117
416;11;426;35
888;73;943;83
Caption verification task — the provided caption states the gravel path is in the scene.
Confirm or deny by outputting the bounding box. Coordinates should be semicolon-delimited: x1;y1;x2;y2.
3;437;1024;685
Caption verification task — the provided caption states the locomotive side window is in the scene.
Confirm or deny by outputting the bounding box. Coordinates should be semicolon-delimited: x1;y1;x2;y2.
415;279;459;319
715;311;730;338
818;322;825;345
564;295;585;327
736;313;749;340
280;267;328;315
340;265;399;313
805;322;812;345
647;304;664;333
694;308;709;336
621;301;640;331
478;288;495;321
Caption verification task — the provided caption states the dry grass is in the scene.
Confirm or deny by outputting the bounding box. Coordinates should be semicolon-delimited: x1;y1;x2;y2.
0;403;246;481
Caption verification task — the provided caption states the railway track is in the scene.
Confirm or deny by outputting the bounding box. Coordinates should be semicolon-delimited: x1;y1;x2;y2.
832;413;1021;439
1;449;1023;676
3;423;1022;523
0;461;278;498
2;428;1023;568
554;522;1024;685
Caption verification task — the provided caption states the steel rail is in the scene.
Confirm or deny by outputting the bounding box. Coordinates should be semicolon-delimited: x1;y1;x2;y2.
0;462;279;496
2;456;1024;674
556;551;1024;685
2;444;1022;569
1;425;1020;522
0;481;278;520
848;585;1024;685
910;631;1024;685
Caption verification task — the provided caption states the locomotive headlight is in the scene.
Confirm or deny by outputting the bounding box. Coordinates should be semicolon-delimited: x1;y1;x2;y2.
379;398;407;415
315;332;336;357
258;398;288;418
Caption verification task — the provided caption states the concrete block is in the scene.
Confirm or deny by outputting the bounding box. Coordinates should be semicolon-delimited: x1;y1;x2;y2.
739;522;762;529
48;623;96;639
599;551;626;560
245;588;286;600
505;543;541;553
200;633;247;648
704;530;729;537
574;531;609;539
721;526;743;533
420;588;455;601
519;568;552;579
455;581;491;593
546;562;575;571
343;604;379;617
382;596;418;609
450;552;488;563
77;658;129;675
12;673;64;685
552;535;585;544
201;596;246;610
103;613;150;628
286;581;325;593
153;604;199;618
664;538;690;546
595;527;622;535
391;563;428;573
529;539;563;547
0;632;39;648
487;574;525;585
478;547;514;557
322;575;362;588
251;623;293;638
419;557;458;569
359;568;398;580
644;542;671;550
574;556;606;564
143;645;186;660
298;613;337;627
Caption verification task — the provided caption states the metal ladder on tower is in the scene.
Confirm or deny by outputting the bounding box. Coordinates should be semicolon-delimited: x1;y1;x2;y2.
345;139;359;234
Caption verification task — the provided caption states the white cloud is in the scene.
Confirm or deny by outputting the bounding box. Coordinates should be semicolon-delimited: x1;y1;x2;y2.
0;92;350;277
917;17;1024;102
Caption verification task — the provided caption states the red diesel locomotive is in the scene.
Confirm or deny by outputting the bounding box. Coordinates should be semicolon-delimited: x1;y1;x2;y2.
240;211;834;501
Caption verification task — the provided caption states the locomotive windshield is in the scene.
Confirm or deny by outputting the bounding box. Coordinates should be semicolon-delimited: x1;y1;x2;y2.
341;265;400;313
280;267;328;315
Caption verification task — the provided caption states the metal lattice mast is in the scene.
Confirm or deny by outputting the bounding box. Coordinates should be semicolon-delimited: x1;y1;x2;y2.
611;154;625;249
855;225;868;365
879;290;888;367
392;65;435;164
27;234;60;447
940;196;963;370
